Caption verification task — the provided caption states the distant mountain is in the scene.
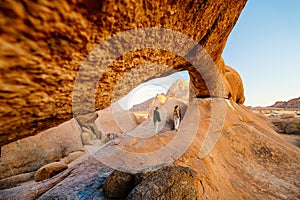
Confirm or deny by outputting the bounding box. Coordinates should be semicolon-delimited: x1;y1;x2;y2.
130;79;189;112
130;97;154;112
130;93;166;112
166;79;189;104
270;97;300;109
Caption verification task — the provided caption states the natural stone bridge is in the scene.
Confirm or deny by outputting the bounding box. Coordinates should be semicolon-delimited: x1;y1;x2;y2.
0;0;246;147
1;1;300;200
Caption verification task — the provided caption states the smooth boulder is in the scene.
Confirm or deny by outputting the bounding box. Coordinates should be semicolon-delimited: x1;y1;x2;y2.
35;162;68;182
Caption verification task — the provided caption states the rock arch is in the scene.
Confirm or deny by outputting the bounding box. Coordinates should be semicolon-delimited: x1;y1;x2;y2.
0;0;247;146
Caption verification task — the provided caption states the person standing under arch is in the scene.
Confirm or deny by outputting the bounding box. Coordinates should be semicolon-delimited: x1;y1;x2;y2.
173;105;181;131
153;107;161;134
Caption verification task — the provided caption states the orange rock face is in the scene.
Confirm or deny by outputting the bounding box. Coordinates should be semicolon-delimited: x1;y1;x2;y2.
175;99;300;199
99;98;300;199
224;65;245;104
0;0;247;147
1;98;298;199
0;119;83;179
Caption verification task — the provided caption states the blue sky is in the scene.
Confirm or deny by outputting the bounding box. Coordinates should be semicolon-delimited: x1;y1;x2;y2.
223;0;300;106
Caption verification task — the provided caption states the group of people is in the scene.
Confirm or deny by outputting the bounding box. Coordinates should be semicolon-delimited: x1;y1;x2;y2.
153;105;181;134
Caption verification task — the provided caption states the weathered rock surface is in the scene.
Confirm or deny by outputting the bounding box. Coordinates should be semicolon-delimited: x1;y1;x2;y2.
0;119;83;179
4;0;291;199
34;162;68;182
0;155;113;200
127;166;199;200
81;127;95;145
0;150;84;190
1;99;299;199
60;150;86;165
0;171;35;190
224;64;245;104
96;98;300;199
103;166;199;199
0;0;247;147
176;99;300;199
103;170;135;198
95;102;138;137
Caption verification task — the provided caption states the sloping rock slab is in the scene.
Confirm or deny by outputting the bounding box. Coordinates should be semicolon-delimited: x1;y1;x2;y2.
0;171;35;190
0;119;83;179
0;155;113;200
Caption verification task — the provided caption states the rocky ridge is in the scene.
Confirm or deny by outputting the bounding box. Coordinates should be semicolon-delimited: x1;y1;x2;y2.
271;97;300;109
130;78;189;113
166;79;190;104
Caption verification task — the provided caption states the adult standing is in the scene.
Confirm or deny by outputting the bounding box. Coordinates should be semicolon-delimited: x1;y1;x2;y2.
153;107;161;134
173;105;181;131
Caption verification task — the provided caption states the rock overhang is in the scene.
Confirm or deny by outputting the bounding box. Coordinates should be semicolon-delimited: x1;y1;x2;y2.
0;0;247;147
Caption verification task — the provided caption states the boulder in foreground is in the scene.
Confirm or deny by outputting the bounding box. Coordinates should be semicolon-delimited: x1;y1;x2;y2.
34;162;68;182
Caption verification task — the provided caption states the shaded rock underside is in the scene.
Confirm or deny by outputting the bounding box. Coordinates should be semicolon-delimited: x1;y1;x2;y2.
0;0;247;146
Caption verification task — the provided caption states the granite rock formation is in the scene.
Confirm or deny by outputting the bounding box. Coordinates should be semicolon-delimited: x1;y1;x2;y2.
224;64;245;104
103;166;199;200
103;170;135;198
0;119;83;180
130;93;168;113
34;162;68;182
1;98;299;199
100;98;300;199
127;166;199;200
0;0;247;147
271;97;300;109
95;102;138;136
0;155;112;199
4;0;293;199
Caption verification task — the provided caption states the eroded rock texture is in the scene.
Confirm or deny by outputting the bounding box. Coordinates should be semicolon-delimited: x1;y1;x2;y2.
0;119;83;180
34;162;68;182
1;99;299;199
127;166;199;200
0;0;247;146
103;166;199;199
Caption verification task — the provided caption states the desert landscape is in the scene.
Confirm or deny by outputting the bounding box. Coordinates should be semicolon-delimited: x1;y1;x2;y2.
251;97;300;147
0;0;299;199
